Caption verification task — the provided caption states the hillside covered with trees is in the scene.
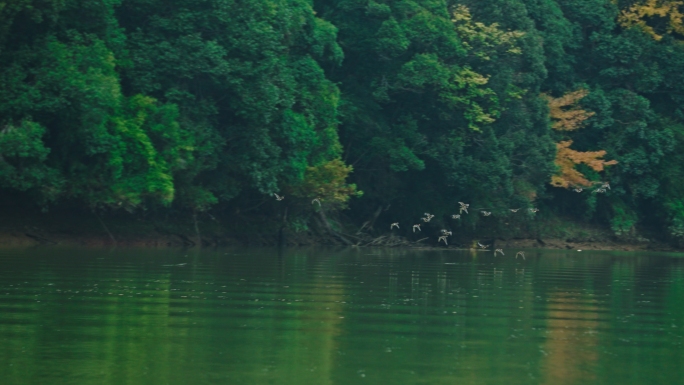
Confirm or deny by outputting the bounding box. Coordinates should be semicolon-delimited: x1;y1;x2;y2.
2;0;684;246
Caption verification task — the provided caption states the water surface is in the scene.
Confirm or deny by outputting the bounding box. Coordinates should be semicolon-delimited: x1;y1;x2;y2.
1;247;683;385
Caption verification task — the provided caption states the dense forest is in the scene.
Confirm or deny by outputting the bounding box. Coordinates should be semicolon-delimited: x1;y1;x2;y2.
2;0;684;246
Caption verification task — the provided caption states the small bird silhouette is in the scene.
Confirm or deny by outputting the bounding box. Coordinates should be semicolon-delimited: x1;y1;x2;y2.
477;242;489;249
274;193;284;201
458;202;469;214
312;198;321;206
494;249;504;256
438;236;448;245
482;211;492;216
390;222;399;229
515;251;525;260
422;213;435;222
509;208;520;213
413;224;421;232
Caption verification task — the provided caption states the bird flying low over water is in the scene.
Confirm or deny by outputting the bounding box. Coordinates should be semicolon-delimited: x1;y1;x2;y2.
509;208;519;212
458;202;469;214
477;242;489;249
515;251;525;260
494;249;504;256
413;224;421;232
438;236;448;245
274;193;284;201
422;213;435;222
481;211;492;216
391;222;399;229
312;198;321;206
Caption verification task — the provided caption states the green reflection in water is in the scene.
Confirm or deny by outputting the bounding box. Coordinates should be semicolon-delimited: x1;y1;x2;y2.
0;248;683;385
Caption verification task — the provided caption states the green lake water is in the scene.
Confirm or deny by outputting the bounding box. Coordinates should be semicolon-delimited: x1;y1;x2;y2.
0;247;683;385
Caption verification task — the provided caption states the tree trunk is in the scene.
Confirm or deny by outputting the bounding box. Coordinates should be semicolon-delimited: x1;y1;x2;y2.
319;208;352;245
193;209;201;248
96;213;117;245
278;206;288;248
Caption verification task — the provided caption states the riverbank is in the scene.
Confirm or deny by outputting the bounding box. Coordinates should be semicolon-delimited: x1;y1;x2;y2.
0;198;677;251
0;209;676;252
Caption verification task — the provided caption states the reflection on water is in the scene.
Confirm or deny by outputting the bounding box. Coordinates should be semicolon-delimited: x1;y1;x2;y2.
0;247;683;385
541;292;599;384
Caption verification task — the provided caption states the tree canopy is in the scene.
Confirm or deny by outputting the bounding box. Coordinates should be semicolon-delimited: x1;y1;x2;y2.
2;0;684;244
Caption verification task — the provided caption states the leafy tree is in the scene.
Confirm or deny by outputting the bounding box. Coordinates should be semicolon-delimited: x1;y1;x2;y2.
618;0;684;41
292;159;362;210
544;89;617;189
0;1;188;209
118;0;354;214
2;0;684;245
551;140;617;188
314;0;554;235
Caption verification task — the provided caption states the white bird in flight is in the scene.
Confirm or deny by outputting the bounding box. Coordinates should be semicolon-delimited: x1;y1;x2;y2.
274;193;284;201
390;222;399;229
494;249;504;256
312;198;321;206
529;208;539;213
413;224;421;232
481;211;492;216
458;202;469;214
438;236;448;245
452;214;461;219
515;251;525;260
477;242;489;249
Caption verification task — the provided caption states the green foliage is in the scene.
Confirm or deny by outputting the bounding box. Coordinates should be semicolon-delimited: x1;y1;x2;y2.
0;25;190;209
313;0;554;230
292;158;362;209
610;199;638;237
2;0;684;243
0;120;60;199
118;0;349;211
665;200;684;239
0;0;359;218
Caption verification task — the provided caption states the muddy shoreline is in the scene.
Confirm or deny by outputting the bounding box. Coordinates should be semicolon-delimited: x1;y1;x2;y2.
0;205;678;251
0;229;676;252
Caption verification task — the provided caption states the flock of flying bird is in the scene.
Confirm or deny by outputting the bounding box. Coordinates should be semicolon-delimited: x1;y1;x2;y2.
574;181;611;194
274;193;321;206
385;182;610;259
273;181;610;260
389;203;526;259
